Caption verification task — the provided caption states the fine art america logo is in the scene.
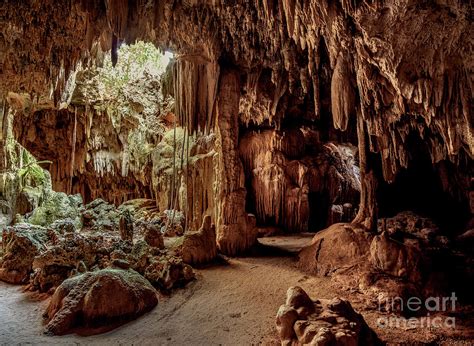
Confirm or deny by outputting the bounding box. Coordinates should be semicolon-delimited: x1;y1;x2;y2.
377;293;457;329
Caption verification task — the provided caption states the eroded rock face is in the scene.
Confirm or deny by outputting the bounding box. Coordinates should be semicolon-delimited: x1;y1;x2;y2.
299;212;472;311
0;224;50;284
119;210;134;241
276;286;380;345
44;268;158;335
177;215;217;265
298;223;372;276
143;254;195;291
138;220;164;249
2;0;471;257
30;231;101;292
240;130;360;233
0;194;196;294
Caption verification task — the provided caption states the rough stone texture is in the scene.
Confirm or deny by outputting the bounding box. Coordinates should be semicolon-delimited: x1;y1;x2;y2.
214;70;258;255
119;210;134;241
143;254;195;291
138;220;164;249
177;215;217;265
0;224;50;284
30;231;100;292
299;213;473;310
298;223;372;276
44;268;158;335
276;286;380;345
26;192;83;229
240;130;360;232
0;1;472;258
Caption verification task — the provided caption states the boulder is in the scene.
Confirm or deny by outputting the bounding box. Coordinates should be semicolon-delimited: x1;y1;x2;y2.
144;255;195;291
298;223;373;276
0;224;50;284
27;192;83;229
44;268;158;335
30;232;99;292
299;213;470;312
137;220;164;248
82;198;120;231
276;286;380;346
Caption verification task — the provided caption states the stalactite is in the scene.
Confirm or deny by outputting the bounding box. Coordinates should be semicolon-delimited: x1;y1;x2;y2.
240;129;360;232
331;54;355;131
1;0;472;255
171;59;220;134
68;107;77;194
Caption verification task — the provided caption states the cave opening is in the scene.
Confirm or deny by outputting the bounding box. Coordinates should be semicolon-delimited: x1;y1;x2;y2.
307;190;329;232
377;132;470;233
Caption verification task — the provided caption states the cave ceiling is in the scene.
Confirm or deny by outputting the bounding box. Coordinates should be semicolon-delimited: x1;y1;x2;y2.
0;0;472;180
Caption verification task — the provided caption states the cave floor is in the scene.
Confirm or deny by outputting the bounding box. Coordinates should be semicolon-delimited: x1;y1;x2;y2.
1;235;473;345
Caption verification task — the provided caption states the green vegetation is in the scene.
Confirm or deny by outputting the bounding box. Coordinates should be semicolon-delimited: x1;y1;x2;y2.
98;41;170;93
17;149;51;189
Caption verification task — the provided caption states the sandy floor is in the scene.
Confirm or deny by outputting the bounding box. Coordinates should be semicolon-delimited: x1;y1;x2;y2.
0;236;473;345
0;254;333;344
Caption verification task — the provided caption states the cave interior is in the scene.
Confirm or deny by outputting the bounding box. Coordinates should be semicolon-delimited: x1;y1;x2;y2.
0;0;472;344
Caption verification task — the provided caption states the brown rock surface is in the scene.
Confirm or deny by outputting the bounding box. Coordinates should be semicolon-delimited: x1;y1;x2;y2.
178;215;217;265
299;213;472;311
0;224;50;284
276;286;380;345
44;268;158;335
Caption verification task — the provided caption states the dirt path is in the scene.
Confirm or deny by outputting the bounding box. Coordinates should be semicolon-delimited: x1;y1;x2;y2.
1;236;472;345
0;237;336;345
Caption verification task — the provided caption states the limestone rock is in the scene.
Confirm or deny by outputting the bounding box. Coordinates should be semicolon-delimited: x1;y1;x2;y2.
298;223;372;276
30;232;100;292
178;215;217;265
27;192;83;229
0;224;50;284
276;286;380;345
298;213;470;311
240;131;360;233
143;255;195;291
82;199;120;232
44;268;158;335
138;220;164;249
119;210;134;241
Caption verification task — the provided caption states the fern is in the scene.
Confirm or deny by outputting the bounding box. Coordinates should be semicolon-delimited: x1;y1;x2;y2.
17;154;52;189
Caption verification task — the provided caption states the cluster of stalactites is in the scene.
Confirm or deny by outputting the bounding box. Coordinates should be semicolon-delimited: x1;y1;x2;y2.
170;59;220;135
1;0;472;184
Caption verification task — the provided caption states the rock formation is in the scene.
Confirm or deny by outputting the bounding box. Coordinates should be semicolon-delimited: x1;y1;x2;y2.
0;223;50;284
276;286;380;345
1;0;472;255
299;213;473;311
44;268;158;335
0;0;472;342
176;215;217;265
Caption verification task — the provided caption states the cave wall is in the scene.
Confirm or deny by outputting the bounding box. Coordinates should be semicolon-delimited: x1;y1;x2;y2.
1;0;472;252
11;106;152;205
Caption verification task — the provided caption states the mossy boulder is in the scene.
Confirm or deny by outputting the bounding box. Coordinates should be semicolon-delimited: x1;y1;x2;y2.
0;223;50;284
27;192;83;229
44;268;158;335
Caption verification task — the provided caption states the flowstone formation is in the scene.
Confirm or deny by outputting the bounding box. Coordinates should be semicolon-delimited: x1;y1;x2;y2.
0;163;202;334
8;42;172;205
